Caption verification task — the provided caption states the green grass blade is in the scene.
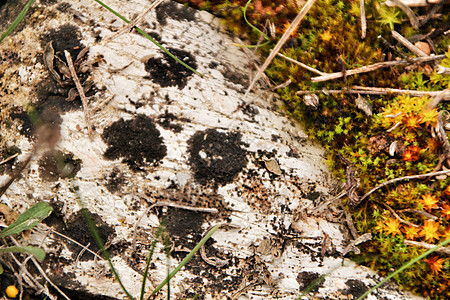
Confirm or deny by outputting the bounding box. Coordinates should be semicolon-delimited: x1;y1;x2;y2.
80;208;135;300
140;226;164;300
92;0;202;76
243;0;270;41
357;238;450;300
149;224;222;298
0;0;36;43
0;246;45;261
0;202;52;238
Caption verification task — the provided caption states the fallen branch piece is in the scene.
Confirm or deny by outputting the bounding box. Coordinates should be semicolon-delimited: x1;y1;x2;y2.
64;50;93;139
360;169;450;203
404;240;450;255
245;0;317;96
392;30;428;57
276;53;326;75
311;55;445;82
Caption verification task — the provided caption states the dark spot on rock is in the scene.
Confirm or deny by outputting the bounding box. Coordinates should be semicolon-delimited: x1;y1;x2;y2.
164;207;204;246
43;199;67;231
40;24;84;60
157;110;184;133
209;61;218;69
145;31;162;42
0;142;21;174
271;134;280;142
296;271;324;293
187;128;247;186
102;115;167;171
144;47;197;89
221;65;248;87
62;209;116;261
105;167;126;193
341;279;368;299
242;103;259;117
155;1;196;26
9;107;34;138
38;150;81;181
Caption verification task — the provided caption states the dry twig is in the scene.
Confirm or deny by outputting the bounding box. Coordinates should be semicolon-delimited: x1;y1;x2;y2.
360;0;367;39
391;0;420;29
276;53;326;76
102;0;164;46
244;0;316;96
384;204;419;227
311;54;445;82
65;50;93;139
392;30;428;57
360;169;450;203
398;209;438;220
404;240;450;255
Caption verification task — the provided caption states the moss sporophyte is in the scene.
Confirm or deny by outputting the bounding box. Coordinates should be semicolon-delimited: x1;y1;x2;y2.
175;0;450;298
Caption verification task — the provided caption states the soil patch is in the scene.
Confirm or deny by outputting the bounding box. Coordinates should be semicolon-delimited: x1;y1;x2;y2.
102;115;167;171
187;128;247;186
38;150;81;181
61;210;116;261
144;47;197;89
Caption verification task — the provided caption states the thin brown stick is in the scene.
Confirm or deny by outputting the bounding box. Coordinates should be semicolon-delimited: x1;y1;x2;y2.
391;0;420;29
311;54;445;82
360;169;450;203
276;53;326;75
244;0;316;96
64;50;93;139
384;0;445;7
404;240;450;255
419;0;445;27
384;204;419;227
392;30;427;57
102;0;164;46
398;209;438;220
0;153;19;165
296;87;450;99
360;0;366;39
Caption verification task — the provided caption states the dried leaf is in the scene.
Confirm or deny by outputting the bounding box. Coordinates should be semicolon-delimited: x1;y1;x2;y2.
43;41;61;83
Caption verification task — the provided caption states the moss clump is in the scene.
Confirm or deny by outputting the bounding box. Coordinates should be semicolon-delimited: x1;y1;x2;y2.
178;0;449;298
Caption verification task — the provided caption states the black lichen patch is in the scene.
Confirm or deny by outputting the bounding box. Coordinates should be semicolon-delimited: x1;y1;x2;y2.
187;128;247;186
9;107;34;138
144;47;197;89
296;271;324;293
62;210;116;261
341;279;369;299
102;115;167;171
38;150;81;182
165;207;204;247
157;110;185;133
242;103;259;118
0;143;21;174
105;167;125;193
40;24;84;60
155;1;196;26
